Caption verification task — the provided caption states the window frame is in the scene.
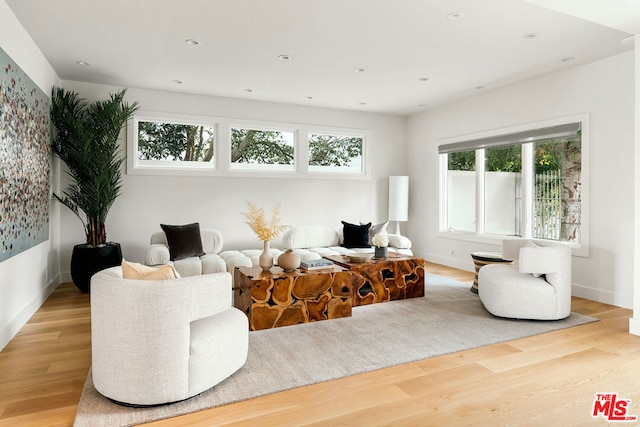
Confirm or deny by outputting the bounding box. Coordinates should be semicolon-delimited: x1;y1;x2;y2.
438;114;590;257
127;111;219;176
306;128;368;175
127;112;371;180
228;122;298;173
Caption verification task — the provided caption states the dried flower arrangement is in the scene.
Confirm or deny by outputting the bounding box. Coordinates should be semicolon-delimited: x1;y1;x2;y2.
241;201;289;241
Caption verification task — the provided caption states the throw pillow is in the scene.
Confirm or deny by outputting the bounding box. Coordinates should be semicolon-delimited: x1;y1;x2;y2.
362;220;389;246
160;222;206;261
341;221;371;248
122;259;181;280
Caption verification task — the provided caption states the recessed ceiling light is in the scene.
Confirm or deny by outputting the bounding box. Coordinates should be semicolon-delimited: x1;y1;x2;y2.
447;12;463;20
418;77;429;82
417;104;425;108
76;61;90;66
277;54;292;61
475;85;485;90
244;88;253;93
185;39;200;46
355;68;365;73
172;80;183;84
306;96;313;100
522;33;538;40
358;102;367;105
561;56;575;63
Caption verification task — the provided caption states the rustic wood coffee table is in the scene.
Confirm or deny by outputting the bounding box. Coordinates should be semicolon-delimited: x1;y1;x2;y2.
324;253;425;306
234;265;353;331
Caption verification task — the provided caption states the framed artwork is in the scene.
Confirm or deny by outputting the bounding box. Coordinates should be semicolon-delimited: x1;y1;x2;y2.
0;46;50;262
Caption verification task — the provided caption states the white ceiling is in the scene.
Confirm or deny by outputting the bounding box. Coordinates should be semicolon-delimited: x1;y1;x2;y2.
6;0;637;115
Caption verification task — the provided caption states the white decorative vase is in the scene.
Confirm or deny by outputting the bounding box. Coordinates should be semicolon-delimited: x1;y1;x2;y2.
259;240;274;272
278;249;300;272
374;246;388;258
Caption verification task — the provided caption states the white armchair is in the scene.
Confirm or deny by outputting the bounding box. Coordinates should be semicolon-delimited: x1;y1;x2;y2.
90;266;248;406
478;239;572;320
145;228;226;277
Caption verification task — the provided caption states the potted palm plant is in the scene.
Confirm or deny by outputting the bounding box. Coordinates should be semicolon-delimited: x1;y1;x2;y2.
50;87;139;292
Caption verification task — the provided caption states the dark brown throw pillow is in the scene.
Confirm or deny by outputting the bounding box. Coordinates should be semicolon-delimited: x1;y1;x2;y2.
160;223;206;261
341;221;371;248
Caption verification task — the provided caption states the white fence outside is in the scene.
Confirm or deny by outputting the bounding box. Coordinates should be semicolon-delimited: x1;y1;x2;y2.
447;170;563;240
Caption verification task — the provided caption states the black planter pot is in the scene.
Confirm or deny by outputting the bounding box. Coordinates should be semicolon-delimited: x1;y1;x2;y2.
70;242;123;293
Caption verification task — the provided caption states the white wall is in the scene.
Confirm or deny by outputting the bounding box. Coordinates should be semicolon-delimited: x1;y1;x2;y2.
408;51;635;309
0;0;61;350
57;81;408;278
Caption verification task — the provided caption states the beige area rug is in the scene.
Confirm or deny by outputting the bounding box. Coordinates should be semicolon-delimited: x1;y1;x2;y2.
73;273;597;426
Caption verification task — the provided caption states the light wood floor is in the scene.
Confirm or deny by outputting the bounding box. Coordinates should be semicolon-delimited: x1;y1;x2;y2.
1;263;638;426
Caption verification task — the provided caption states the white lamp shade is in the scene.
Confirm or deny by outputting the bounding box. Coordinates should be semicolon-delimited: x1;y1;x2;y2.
388;176;409;222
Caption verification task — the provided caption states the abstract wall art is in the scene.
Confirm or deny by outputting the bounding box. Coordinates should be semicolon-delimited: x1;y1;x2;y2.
0;46;50;262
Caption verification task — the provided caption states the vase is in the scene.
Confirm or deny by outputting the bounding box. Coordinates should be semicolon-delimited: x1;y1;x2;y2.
259;240;274;272
278;249;301;272
374;246;388;258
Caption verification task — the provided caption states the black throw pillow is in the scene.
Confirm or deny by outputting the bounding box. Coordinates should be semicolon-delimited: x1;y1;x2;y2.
160;222;206;261
341;221;371;248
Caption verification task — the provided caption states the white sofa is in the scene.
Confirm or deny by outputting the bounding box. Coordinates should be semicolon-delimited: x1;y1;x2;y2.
478;239;572;320
145;228;227;277
281;225;413;261
217;225;412;274
90;266;248;406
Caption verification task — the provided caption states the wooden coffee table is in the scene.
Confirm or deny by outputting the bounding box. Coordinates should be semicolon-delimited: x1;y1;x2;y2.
324;253;425;306
233;265;353;331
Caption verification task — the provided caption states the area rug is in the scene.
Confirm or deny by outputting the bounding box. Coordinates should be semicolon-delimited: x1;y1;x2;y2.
73;273;597;426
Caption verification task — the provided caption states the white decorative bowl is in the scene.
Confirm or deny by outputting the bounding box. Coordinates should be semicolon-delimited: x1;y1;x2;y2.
346;253;374;263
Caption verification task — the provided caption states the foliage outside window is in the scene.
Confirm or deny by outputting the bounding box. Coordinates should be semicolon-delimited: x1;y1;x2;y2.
230;127;295;171
136;119;215;168
308;133;364;173
128;113;370;178
440;120;584;246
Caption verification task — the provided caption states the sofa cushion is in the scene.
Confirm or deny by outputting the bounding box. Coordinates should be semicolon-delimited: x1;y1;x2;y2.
161;222;206;261
341;221;371;248
364;221;388;245
121;259;180;280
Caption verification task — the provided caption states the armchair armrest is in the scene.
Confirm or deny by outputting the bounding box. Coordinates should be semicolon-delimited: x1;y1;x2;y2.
146;244;170;266
388;234;412;249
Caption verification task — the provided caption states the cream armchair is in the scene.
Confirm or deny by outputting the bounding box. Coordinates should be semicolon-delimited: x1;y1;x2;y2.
90;266;248;406
145;228;226;277
478;239;572;320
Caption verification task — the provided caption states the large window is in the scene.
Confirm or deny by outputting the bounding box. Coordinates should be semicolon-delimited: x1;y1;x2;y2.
128;112;370;178
439;118;587;251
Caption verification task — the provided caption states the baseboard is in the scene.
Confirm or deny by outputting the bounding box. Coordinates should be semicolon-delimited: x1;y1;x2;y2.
415;250;474;272
60;271;72;284
0;275;61;352
416;250;631;310
571;283;632;310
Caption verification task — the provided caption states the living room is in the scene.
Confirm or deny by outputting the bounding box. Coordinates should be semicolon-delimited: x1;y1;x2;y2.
2;0;640;425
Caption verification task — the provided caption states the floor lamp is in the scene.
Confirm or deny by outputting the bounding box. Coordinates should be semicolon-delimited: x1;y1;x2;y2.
388;176;409;235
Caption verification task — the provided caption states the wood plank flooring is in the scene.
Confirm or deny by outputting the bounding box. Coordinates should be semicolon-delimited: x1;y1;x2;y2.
0;263;637;426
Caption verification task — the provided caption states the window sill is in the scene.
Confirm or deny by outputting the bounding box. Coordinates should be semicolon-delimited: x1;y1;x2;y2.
437;231;589;258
